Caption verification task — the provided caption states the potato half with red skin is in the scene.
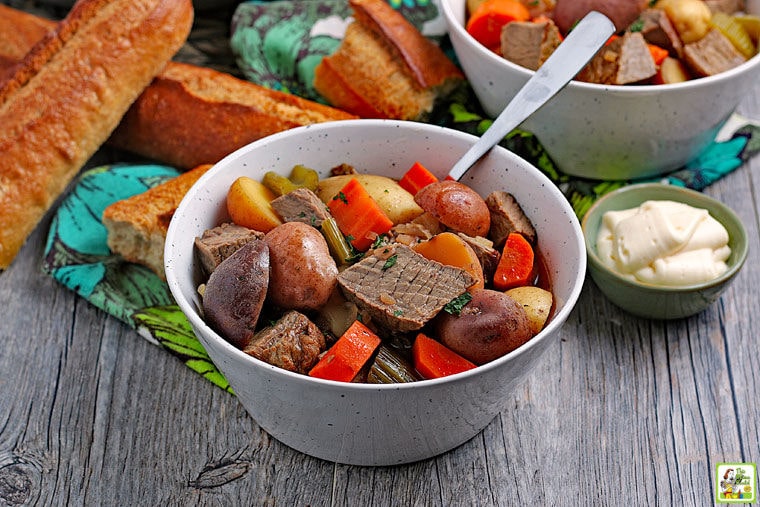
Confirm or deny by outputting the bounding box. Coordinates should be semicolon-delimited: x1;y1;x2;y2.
414;180;490;238
553;0;647;34
264;221;338;312
202;239;270;349
435;289;532;365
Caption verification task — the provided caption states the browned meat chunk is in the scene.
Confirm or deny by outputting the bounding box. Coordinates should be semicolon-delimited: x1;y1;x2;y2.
337;244;475;333
270;188;331;227
243;311;327;374
500;20;562;71
194;222;263;276
330;163;357;176
683;29;746;77
485;191;536;250
457;233;501;282
636;9;683;58
578;32;656;85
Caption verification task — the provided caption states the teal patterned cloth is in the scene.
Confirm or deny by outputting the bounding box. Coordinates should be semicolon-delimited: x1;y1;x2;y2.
43;165;232;392
43;0;760;391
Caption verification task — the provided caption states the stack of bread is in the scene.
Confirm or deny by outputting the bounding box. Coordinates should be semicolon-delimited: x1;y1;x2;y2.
0;0;465;278
314;0;465;120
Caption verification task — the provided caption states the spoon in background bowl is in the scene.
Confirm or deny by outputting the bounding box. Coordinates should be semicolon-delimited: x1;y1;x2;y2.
447;10;616;181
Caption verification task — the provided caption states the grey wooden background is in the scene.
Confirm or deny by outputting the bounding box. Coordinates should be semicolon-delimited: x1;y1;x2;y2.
1;1;759;505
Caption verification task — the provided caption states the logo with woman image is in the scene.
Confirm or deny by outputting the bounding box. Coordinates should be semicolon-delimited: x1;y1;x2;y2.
716;463;756;504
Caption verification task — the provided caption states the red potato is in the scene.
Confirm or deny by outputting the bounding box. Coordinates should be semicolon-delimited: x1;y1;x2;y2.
414;180;490;238
553;0;648;34
435;289;532;365
202;239;270;349
264;222;338;312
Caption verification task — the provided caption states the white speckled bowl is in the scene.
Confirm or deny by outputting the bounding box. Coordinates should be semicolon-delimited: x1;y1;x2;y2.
164;119;586;466
441;0;760;180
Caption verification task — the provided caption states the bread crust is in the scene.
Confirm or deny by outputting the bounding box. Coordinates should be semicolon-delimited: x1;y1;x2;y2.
313;0;463;120
108;62;357;170
349;0;463;89
102;164;212;279
0;0;193;269
0;7;357;172
0;4;56;83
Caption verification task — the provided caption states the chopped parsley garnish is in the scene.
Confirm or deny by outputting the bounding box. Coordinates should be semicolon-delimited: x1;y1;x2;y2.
443;293;472;315
382;254;398;271
629;18;644;32
333;191;348;204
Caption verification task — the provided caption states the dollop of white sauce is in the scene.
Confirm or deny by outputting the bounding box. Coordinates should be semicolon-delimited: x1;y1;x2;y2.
596;200;731;286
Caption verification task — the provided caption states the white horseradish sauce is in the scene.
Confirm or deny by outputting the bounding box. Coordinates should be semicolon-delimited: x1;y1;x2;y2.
596;200;730;286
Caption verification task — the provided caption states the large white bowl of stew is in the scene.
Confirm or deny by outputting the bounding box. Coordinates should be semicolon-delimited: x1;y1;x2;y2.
164;119;585;466
441;0;760;180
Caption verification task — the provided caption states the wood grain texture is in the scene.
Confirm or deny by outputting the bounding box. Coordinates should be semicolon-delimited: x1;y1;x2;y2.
0;2;759;505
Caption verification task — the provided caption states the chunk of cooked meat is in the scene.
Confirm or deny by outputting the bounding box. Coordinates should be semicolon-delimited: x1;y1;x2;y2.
577;32;656;85
636;9;683;58
500;19;562;71
270;187;331;227
485;191;536;249
243;310;327;374
194;222;263;276
683;28;746;77
458;232;501;282
337;244;475;333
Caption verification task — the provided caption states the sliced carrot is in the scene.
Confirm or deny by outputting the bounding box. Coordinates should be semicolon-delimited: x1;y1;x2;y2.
412;333;476;379
326;177;394;251
412;232;485;291
398;161;439;195
493;232;534;291
466;0;530;49
309;320;382;382
648;44;669;66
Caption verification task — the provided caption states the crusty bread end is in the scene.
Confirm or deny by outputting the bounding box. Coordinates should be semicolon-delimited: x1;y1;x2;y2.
314;0;463;120
102;164;212;279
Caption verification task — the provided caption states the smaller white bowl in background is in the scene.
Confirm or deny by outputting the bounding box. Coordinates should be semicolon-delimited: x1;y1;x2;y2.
441;0;760;181
164;119;586;466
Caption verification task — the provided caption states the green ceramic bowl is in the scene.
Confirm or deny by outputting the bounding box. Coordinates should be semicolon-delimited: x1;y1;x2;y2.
582;183;748;320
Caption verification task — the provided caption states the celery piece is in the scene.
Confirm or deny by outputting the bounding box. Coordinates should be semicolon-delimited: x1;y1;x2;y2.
262;171;298;196
289;165;319;191
321;217;354;265
367;345;421;384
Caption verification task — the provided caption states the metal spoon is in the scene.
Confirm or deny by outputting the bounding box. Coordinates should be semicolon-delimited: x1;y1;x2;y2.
447;11;616;181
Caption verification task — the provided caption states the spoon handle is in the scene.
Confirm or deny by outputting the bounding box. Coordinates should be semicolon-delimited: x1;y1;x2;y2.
447;10;616;181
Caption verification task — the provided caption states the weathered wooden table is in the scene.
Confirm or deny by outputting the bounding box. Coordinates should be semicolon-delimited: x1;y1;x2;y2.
1;2;759;505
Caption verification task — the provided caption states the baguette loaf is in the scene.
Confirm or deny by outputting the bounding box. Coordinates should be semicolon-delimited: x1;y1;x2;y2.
313;0;464;120
102;164;212;279
107;62;357;170
0;4;56;83
0;0;193;269
0;5;358;172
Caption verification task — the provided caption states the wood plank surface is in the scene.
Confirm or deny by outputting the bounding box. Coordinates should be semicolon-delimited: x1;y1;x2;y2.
1;2;758;505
